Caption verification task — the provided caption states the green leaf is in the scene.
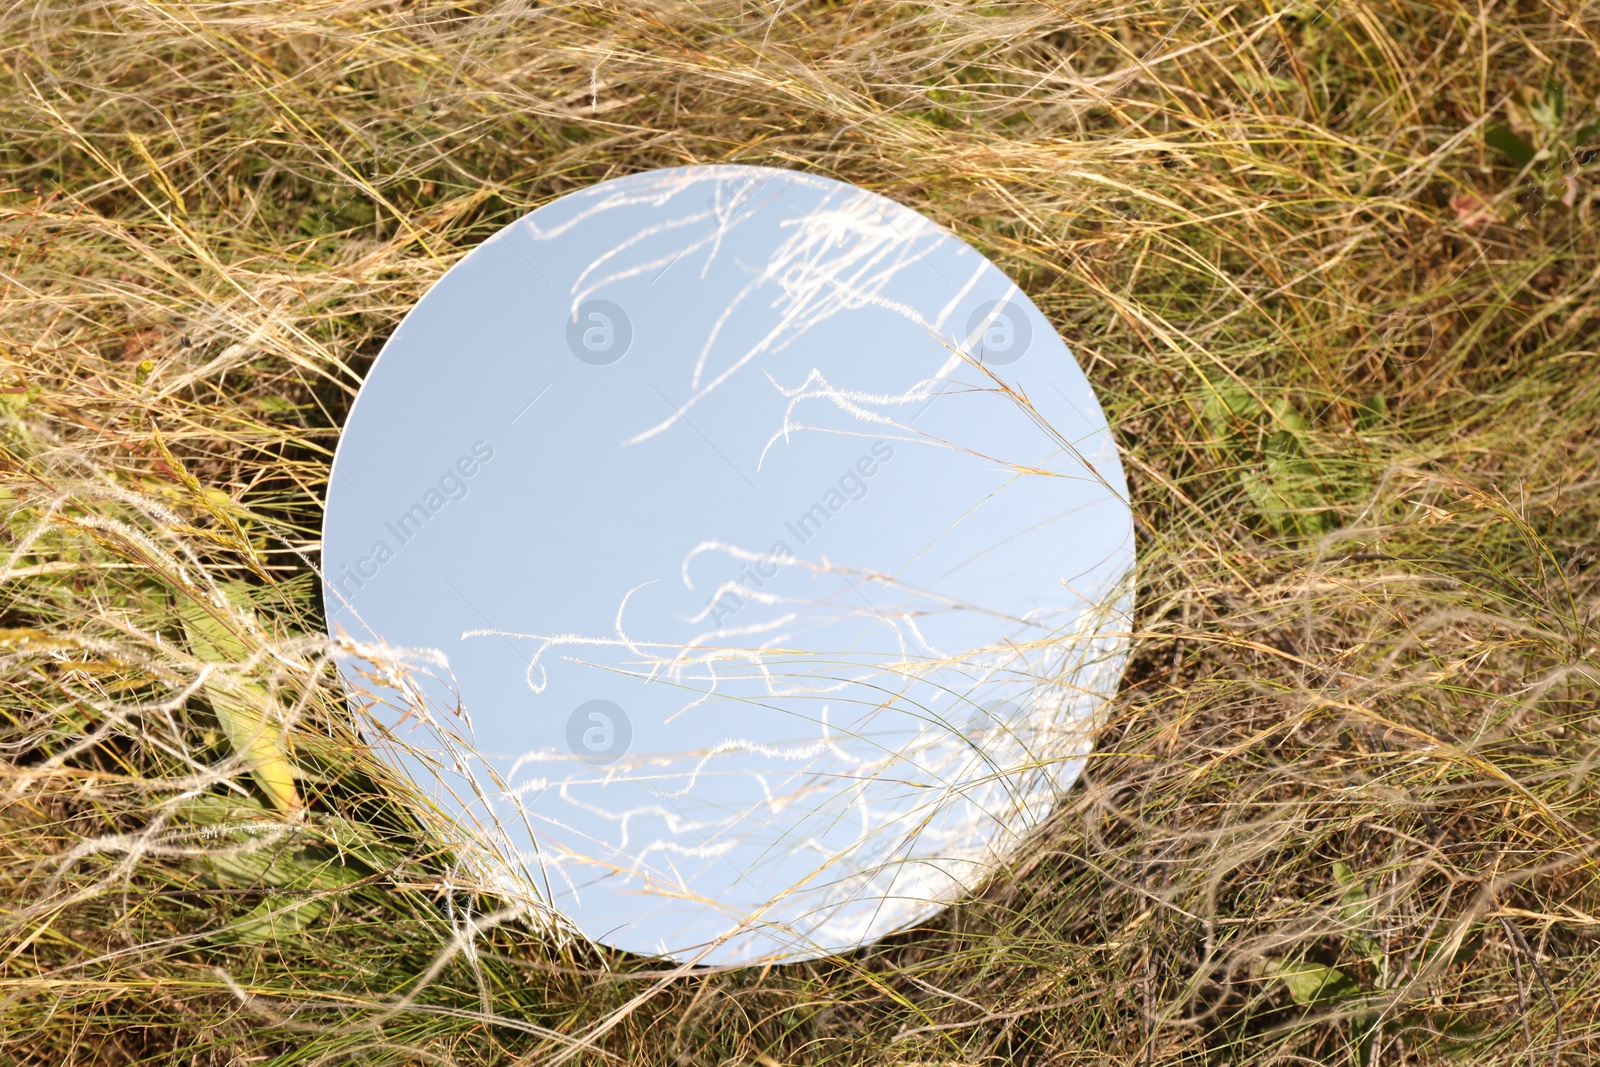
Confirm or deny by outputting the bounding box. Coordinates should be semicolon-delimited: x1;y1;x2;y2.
178;586;301;815
0;383;40;417
1531;74;1566;131
1573;124;1598;166
1200;379;1340;539
209;845;364;944
1333;862;1371;916
175;795;365;945
1262;958;1364;1008
1485;124;1537;169
1334;862;1382;962
1356;392;1388;431
250;395;297;415
1353;1014;1380;1067
1232;70;1298;96
229;894;332;944
1199;377;1265;442
1244;441;1335;539
1284;2;1332;27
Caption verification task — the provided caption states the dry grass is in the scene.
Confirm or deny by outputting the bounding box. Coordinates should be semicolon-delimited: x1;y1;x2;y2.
3;0;1599;1063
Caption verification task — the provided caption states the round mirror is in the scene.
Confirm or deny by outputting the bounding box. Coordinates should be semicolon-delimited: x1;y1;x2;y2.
323;165;1135;964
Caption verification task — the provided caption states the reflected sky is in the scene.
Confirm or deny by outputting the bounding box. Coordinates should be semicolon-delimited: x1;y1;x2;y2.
323;165;1135;964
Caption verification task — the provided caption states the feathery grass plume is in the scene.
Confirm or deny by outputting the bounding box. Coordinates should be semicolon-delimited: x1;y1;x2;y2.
2;1;1598;1064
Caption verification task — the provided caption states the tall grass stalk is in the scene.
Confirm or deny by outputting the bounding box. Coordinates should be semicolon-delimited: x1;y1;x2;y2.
2;1;1598;1063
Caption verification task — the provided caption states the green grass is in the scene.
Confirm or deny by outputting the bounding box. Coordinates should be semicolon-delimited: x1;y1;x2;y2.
3;1;1599;1063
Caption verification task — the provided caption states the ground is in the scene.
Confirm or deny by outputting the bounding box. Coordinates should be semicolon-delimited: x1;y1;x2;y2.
2;1;1599;1064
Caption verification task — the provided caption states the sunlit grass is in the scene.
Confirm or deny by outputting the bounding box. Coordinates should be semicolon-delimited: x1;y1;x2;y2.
2;0;1598;1063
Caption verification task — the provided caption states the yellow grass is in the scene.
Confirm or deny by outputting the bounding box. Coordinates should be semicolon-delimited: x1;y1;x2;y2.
2;1;1598;1063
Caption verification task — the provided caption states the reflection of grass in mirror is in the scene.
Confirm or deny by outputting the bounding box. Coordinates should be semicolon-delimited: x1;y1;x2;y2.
446;585;1125;957
3;2;1599;1064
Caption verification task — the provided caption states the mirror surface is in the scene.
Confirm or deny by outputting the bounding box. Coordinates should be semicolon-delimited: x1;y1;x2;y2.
323;165;1135;964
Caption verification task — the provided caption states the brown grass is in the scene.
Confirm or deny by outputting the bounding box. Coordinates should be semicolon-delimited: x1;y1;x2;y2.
3;1;1599;1064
